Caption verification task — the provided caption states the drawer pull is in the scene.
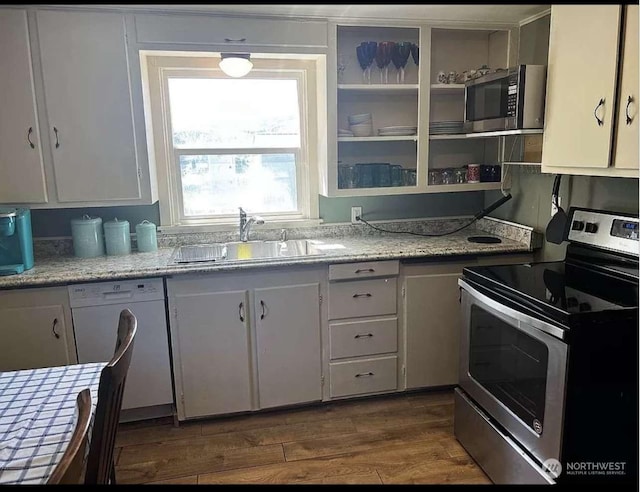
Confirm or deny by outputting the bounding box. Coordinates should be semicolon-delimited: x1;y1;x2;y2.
224;37;246;43
352;293;372;298
260;299;266;320
355;268;375;273
354;333;373;339
238;302;245;322
355;372;374;378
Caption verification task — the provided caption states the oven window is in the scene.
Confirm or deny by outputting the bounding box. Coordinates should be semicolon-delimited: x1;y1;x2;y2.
469;305;548;431
465;78;509;121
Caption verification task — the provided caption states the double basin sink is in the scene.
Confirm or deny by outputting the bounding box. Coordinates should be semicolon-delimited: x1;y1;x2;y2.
172;239;322;264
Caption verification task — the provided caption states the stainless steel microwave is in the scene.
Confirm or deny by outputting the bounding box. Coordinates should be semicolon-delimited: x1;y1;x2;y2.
464;65;546;133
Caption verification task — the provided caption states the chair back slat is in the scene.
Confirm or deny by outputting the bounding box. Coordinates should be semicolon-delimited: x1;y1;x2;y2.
47;389;92;484
84;309;137;484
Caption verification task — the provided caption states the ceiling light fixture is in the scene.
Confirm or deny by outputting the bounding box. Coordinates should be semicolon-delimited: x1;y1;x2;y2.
219;53;253;78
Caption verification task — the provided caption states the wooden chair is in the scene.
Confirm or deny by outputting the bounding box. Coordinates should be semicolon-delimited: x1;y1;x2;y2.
84;308;137;485
47;389;93;484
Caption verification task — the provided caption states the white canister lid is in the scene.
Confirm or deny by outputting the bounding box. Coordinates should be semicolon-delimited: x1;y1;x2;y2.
71;215;102;227
103;218;130;230
135;219;156;231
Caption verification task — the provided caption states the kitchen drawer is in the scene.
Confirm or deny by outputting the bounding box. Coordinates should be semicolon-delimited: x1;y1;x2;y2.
329;260;399;281
328;277;397;320
135;14;328;49
329;356;398;398
329;317;397;359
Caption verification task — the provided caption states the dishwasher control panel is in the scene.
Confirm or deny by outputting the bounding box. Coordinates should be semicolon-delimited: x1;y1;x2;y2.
68;278;165;308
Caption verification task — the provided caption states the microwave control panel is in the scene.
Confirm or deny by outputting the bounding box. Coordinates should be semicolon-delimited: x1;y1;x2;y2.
568;209;639;256
506;72;519;117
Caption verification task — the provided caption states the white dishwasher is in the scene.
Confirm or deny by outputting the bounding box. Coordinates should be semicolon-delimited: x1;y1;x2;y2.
68;278;174;417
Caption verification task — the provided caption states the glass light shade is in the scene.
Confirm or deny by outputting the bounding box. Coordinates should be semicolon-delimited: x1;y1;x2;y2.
219;55;253;78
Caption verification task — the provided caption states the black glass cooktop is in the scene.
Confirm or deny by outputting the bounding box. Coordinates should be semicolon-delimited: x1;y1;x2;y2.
463;260;639;325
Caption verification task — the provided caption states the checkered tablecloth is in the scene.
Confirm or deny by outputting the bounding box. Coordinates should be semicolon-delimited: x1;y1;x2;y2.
0;363;106;485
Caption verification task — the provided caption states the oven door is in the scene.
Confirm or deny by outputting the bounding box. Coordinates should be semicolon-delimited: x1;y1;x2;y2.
458;279;568;465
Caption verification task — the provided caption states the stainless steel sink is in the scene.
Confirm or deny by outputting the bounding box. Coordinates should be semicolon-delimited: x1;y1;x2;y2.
172;239;322;264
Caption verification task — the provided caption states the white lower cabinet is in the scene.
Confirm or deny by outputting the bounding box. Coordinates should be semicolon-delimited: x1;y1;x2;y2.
327;260;400;399
167;267;324;421
402;254;534;390
0;287;76;371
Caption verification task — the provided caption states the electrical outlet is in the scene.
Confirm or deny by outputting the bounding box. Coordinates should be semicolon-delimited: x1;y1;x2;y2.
551;196;561;217
351;206;362;224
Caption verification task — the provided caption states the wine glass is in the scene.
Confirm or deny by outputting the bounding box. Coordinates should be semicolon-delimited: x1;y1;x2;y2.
410;43;419;67
337;53;347;83
392;42;412;83
356;44;369;83
364;41;377;84
375;42;392;84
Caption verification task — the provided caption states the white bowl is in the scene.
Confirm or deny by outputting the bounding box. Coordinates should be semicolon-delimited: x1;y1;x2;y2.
348;113;372;124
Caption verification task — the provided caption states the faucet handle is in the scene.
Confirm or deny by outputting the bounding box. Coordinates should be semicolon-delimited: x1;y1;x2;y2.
239;207;246;218
280;229;287;242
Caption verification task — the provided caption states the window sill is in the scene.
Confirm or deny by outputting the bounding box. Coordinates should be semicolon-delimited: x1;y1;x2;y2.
158;218;324;235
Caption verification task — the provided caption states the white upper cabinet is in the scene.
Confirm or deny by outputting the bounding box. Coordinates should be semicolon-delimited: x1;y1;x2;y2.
542;5;638;177
0;9;47;204
612;5;638;170
36;10;142;203
134;13;328;51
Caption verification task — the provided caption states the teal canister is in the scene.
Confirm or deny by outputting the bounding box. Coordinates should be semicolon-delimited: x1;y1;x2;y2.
70;215;104;258
103;218;131;256
135;220;158;252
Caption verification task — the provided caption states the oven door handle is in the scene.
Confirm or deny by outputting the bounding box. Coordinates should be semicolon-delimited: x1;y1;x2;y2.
458;279;566;341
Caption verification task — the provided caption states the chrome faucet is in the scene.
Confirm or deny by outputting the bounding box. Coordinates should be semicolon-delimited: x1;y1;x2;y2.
239;207;265;242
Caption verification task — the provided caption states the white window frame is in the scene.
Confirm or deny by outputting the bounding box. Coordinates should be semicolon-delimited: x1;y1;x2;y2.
143;54;321;231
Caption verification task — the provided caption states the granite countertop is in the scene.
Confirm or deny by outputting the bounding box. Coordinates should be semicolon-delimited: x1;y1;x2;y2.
0;217;540;289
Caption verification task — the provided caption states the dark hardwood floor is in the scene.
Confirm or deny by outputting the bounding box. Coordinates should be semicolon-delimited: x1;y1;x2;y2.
114;389;490;484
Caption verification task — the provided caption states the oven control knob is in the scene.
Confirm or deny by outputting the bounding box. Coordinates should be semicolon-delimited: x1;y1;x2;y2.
571;220;585;231
585;222;598;234
579;302;592;312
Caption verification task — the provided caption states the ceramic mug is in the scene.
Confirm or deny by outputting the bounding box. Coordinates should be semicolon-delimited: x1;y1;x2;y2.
447;71;458;84
437;71;447;84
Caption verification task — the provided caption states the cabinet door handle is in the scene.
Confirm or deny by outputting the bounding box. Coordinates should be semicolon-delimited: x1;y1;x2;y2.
224;37;246;43
238;302;245;322
355;268;375;273
53;127;60;148
354;333;373;339
626;95;634;125
352;293;372;298
52;318;60;339
260;300;266;320
355;372;374;378
594;98;605;126
27;127;35;149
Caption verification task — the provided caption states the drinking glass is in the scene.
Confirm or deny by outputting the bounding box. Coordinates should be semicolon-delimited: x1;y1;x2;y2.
356;44;369;84
337;53;347;83
357;42;377;84
392;42;412;83
375;42;393;84
410;43;419;67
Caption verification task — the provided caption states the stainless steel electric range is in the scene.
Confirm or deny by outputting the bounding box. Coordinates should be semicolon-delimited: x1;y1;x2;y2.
455;207;638;485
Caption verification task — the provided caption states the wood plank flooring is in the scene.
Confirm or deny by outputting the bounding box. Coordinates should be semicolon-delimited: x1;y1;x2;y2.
114;389;491;485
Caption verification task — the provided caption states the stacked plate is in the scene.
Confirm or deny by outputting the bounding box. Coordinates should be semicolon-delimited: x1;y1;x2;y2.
338;128;354;137
378;125;417;136
430;120;464;135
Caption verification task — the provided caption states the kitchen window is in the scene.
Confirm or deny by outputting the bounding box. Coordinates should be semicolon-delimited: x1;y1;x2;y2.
144;55;322;229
